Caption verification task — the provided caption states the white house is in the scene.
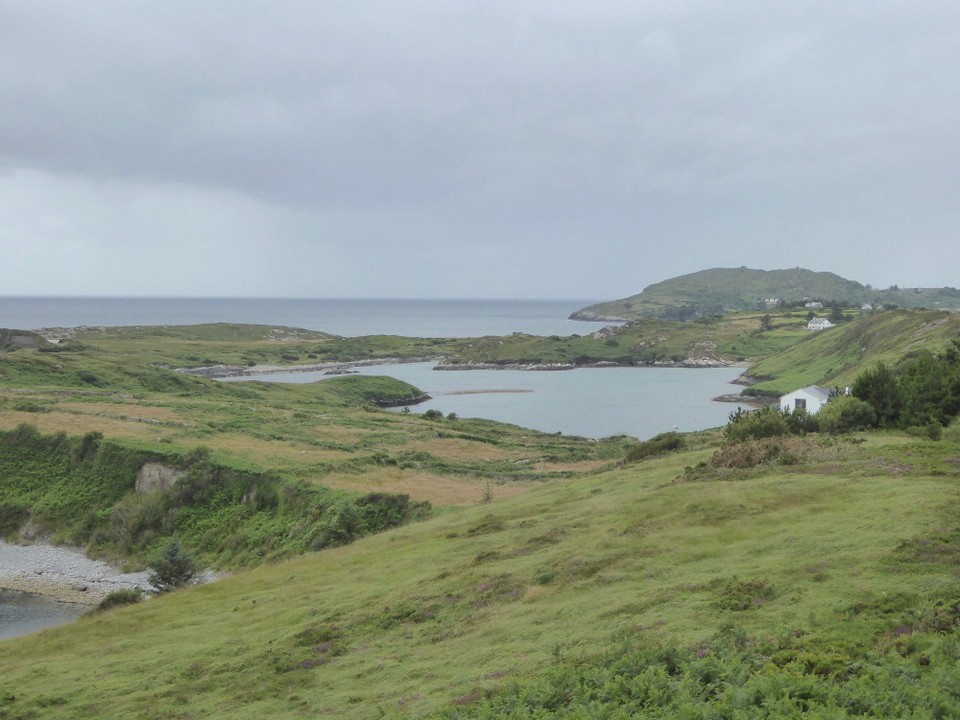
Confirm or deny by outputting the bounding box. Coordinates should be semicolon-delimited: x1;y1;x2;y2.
807;317;834;331
805;301;824;310
780;385;832;415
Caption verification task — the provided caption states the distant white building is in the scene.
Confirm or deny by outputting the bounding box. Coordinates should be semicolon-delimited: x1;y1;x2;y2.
764;298;781;308
807;317;834;331
780;385;832;415
805;301;824;310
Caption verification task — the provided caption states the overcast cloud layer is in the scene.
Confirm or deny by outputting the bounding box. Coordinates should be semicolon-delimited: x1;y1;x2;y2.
1;1;958;298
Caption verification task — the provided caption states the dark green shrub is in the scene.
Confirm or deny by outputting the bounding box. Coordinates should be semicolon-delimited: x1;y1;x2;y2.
356;493;430;533
320;500;363;546
724;406;789;442
148;538;198;593
852;362;902;426
71;431;103;463
905;421;943;441
76;370;102;386
786;407;818;434
624;432;685;464
96;588;143;611
817;396;877;434
0;503;27;537
12;401;49;413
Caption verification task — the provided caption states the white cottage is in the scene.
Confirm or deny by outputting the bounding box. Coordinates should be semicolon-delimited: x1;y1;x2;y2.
780;385;832;415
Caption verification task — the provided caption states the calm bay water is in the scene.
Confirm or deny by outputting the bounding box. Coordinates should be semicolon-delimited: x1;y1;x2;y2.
0;590;86;641
0;297;610;338
228;362;744;439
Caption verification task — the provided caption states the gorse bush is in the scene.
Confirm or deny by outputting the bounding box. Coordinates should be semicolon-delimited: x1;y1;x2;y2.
710;437;802;469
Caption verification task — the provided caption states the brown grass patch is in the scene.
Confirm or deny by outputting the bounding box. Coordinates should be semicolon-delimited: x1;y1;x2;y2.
56;402;185;422
406;438;525;462
0;411;160;440
312;426;370;443
199;435;355;464
534;459;610;473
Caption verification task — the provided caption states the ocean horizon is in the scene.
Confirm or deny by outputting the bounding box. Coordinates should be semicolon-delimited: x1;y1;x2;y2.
0;297;611;338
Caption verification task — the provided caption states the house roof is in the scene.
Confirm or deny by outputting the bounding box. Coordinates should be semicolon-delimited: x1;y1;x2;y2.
781;385;832;402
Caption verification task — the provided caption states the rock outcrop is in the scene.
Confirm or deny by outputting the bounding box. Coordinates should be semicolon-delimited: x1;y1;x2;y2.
135;463;185;493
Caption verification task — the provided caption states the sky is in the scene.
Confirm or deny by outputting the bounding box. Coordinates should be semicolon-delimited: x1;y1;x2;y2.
1;1;958;299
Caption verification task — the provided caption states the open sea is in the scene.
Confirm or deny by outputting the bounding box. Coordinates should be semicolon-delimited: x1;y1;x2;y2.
0;297;607;338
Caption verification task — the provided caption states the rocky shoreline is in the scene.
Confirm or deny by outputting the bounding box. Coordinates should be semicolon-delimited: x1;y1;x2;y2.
176;356;442;379
436;357;737;371
567;310;628;322
178;354;738;378
0;541;151;605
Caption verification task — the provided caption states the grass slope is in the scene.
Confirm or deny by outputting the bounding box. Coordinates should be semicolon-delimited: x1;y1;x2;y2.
745;309;960;395
2;429;960;717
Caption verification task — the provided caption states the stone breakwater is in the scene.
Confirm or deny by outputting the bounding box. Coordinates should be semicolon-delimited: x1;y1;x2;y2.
0;541;151;605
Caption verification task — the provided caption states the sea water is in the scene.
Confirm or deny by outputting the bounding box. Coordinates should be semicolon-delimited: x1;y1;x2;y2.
0;590;86;641
0;297;611;338
226;362;745;440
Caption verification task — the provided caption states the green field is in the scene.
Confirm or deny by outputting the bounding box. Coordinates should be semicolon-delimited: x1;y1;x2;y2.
4;317;960;718
3;428;960;717
745;309;960;395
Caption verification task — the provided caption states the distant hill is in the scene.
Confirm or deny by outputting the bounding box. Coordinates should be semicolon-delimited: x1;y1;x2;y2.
572;267;960;322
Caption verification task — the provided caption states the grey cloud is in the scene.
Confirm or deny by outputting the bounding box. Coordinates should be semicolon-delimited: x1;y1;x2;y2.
1;1;959;296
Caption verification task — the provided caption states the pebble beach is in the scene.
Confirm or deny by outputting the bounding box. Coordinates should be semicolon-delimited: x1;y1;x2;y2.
0;541;150;605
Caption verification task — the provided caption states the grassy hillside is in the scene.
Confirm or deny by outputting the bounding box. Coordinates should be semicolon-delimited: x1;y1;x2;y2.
2;428;960;717
439;308;811;366
745;309;960;395
573;267;960;322
59;323;459;368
